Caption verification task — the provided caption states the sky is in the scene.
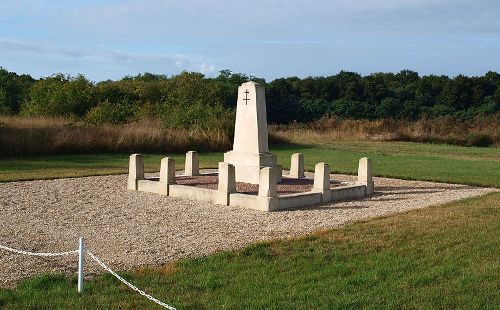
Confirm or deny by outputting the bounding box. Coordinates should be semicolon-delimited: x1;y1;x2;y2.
1;0;499;82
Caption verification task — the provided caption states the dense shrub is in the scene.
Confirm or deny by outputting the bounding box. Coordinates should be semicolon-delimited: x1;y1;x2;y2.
0;67;34;113
21;74;95;117
156;72;234;130
84;100;139;124
0;67;498;128
465;133;494;147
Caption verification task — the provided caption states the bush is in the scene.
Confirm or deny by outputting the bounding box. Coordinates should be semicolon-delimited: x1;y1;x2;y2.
156;71;235;130
0;88;9;114
0;67;35;113
22;74;95;117
85;100;139;124
465;133;494;147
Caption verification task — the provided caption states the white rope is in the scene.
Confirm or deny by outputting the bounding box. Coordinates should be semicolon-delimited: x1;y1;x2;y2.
87;251;176;310
0;244;78;257
1;242;177;309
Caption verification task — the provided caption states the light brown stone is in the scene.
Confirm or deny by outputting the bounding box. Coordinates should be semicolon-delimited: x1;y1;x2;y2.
356;157;374;195
185;151;199;176
290;153;305;178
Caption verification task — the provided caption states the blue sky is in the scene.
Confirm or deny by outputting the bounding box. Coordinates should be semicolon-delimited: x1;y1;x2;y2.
1;0;499;81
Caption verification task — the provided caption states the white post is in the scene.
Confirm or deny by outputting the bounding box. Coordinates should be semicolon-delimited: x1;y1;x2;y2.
276;165;283;183
78;237;85;293
218;162;236;193
257;167;279;211
313;162;332;202
160;157;176;184
158;157;176;195
258;167;277;197
185;151;199;176
357;157;374;195
127;154;144;190
216;162;235;205
290;153;305;178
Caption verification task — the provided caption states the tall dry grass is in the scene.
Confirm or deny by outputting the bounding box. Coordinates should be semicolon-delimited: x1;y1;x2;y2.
270;116;499;147
0;116;231;157
1;115;498;157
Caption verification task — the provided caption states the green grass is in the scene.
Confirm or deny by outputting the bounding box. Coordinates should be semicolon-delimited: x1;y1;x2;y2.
1;141;499;187
274;141;500;187
1;192;499;309
0;152;223;182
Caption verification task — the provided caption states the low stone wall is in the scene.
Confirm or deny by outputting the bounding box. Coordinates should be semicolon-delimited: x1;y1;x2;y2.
127;152;374;212
278;192;322;209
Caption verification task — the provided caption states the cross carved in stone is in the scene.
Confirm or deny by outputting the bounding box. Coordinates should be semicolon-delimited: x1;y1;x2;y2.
243;90;250;105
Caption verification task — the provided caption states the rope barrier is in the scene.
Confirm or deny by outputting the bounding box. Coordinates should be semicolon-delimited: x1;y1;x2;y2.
0;242;177;310
0;244;78;257
87;251;176;310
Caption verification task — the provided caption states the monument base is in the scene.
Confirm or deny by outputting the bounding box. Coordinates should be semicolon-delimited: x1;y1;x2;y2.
224;151;278;184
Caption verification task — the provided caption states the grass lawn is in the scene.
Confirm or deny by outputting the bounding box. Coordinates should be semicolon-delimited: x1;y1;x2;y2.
1;192;498;309
1;141;499;187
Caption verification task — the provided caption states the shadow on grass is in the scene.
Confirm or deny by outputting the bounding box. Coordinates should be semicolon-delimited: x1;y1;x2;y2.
269;140;315;151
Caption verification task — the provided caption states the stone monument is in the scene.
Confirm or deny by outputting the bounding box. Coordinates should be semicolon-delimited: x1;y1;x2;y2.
127;81;375;211
223;81;278;184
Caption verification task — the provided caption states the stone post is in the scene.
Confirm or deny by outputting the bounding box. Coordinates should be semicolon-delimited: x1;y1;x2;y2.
276;165;283;183
258;167;277;197
158;157;176;195
216;162;235;205
290;153;304;178
313;162;331;202
185;151;199;176
258;167;278;211
127;154;144;190
357;157;374;195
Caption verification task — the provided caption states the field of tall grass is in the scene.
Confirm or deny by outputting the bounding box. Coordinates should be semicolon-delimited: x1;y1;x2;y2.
0;115;497;157
0;116;231;157
271;116;499;147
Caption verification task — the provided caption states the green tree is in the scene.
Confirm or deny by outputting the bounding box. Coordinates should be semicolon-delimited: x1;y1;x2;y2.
23;74;95;116
0;67;35;113
157;71;233;129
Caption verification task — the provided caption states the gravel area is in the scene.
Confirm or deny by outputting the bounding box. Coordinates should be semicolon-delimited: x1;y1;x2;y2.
0;172;496;288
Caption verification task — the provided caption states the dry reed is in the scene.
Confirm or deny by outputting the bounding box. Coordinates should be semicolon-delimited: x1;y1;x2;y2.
1;115;498;157
269;116;499;147
0;116;231;157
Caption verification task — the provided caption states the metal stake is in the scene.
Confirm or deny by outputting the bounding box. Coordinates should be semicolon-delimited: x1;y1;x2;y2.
78;237;84;293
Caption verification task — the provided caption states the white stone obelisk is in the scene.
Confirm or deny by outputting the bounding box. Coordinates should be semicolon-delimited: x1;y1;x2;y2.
224;81;278;184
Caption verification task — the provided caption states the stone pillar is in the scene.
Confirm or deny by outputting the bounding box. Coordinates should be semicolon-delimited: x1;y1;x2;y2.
258;167;278;211
158;157;176;195
127;154;144;190
185;151;199;176
313;162;331;202
216;162;235;205
224;81;278;184
357;157;374;195
276;165;283;183
290;153;304;178
258;167;277;197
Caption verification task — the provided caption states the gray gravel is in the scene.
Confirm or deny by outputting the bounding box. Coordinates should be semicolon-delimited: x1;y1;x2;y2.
0;172;496;288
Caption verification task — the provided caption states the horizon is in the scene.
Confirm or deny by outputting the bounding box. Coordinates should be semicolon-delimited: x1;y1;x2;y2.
1;0;499;82
2;66;500;83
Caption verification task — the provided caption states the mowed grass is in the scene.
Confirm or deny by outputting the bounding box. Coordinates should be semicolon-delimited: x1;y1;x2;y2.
1;141;499;187
274;141;500;187
0;153;223;182
1;192;498;309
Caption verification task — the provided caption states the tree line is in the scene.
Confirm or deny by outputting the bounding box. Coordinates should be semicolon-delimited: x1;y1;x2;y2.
1;67;499;129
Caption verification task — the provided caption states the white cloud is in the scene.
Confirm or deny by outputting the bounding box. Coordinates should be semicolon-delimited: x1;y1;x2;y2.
0;39;216;80
197;62;216;75
0;0;499;79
